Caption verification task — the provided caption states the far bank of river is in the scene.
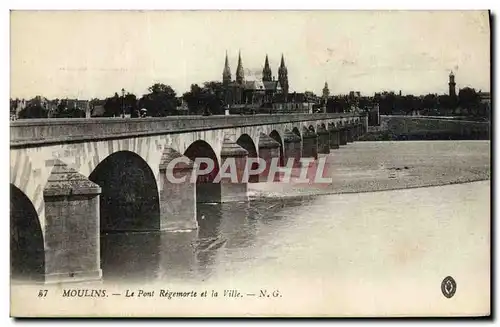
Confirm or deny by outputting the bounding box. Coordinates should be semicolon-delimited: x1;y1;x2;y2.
248;140;490;199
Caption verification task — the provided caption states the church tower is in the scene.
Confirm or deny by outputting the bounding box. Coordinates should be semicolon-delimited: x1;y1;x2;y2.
222;51;231;85
322;81;330;113
322;81;330;99
278;54;289;98
236;51;245;85
262;54;272;82
449;71;456;98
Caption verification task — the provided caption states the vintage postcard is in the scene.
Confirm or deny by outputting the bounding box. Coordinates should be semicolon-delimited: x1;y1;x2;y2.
9;10;491;317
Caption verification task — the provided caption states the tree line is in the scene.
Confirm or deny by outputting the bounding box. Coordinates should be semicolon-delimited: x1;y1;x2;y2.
11;82;490;120
326;87;490;119
11;82;230;119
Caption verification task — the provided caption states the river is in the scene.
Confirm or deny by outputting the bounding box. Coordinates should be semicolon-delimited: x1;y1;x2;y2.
11;140;491;316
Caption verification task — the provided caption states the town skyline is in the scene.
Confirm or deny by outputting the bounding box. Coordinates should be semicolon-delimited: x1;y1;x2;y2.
11;11;490;99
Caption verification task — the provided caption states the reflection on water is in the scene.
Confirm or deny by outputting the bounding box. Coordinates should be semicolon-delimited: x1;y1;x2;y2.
100;198;307;284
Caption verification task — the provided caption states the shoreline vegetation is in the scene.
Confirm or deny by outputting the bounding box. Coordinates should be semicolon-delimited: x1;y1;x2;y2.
357;131;490;141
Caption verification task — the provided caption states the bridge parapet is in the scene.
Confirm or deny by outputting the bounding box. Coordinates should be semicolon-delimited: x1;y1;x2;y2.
10;113;358;148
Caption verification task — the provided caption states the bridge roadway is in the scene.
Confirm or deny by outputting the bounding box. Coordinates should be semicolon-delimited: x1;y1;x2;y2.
10;113;367;284
11;113;360;146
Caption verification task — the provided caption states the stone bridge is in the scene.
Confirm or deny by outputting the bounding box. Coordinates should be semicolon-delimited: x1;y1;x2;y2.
10;113;367;284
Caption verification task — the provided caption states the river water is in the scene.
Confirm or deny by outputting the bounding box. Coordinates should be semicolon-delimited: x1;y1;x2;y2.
101;180;490;287
100;141;490;296
11;141;491;316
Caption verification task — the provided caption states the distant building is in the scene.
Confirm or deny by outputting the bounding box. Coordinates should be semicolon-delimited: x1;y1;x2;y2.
175;97;189;115
272;92;317;113
50;99;90;118
348;91;361;111
90;99;106;117
478;91;491;105
10;98;27;120
66;99;90;111
222;51;290;111
322;82;330;99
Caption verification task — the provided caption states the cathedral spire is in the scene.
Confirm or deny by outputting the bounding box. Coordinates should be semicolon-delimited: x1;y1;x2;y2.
278;53;289;97
262;54;272;82
222;50;231;84
236;50;244;84
280;53;286;68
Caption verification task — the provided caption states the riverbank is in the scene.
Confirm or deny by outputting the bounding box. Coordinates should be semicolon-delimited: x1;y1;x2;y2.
357;131;490;141
359;115;490;141
248;140;490;199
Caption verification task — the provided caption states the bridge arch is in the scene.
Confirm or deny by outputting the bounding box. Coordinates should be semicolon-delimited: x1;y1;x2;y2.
269;130;284;166
236;134;259;183
89;150;160;232
184;140;221;203
10;184;45;282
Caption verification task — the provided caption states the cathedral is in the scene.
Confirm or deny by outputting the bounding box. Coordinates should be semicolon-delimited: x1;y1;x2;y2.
222;51;289;109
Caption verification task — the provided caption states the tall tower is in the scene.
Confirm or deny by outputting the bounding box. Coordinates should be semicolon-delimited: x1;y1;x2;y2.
322;81;330;99
278;54;289;98
449;71;456;98
262;54;272;82
236;51;245;85
222;51;231;85
322;82;330;113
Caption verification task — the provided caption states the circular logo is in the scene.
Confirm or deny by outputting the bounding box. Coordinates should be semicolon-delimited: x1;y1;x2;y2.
441;276;457;298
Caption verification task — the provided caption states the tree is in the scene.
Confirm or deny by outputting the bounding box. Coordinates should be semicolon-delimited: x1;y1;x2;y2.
10;98;19;115
17;97;48;119
458;87;480;115
326;96;348;113
182;84;204;114
378;92;396;115
358;97;371;111
437;94;453;114
139;83;178;116
89;98;100;107
123;93;138;117
103;93;121;117
420;93;438;115
50;99;86;118
182;82;225;115
202;81;224;115
402;95;416;115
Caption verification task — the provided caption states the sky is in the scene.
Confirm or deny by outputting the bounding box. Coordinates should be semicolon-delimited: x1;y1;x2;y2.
10;10;490;100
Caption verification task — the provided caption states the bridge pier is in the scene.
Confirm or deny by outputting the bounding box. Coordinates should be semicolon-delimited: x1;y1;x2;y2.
317;125;330;154
158;148;197;231
258;133;281;182
357;121;364;139
347;123;354;143
339;124;347;146
328;123;340;149
43;159;102;283
302;127;318;160
283;130;302;168
220;138;249;202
